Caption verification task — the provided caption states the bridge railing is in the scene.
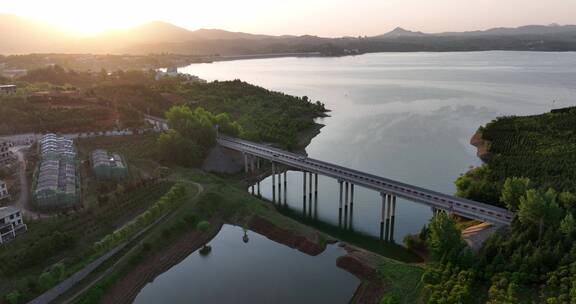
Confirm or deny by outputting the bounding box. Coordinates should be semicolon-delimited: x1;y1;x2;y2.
217;136;514;225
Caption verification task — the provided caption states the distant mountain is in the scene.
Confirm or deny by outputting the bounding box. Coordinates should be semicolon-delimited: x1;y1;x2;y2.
1;14;576;56
376;27;428;38
185;28;274;41
375;24;576;38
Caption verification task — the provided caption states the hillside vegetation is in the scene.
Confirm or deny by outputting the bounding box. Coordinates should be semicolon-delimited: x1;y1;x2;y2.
456;107;576;205
419;106;576;303
0;67;326;149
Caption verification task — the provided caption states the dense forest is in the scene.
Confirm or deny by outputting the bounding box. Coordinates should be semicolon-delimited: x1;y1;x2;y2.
155;77;327;148
456;107;576;205
418;107;576;303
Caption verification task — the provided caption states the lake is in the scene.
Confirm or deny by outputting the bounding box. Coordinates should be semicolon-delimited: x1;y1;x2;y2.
181;51;576;241
134;225;358;304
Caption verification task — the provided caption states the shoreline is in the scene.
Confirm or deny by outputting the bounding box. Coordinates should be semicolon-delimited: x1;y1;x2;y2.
179;50;576;67
470;128;491;162
205;52;323;63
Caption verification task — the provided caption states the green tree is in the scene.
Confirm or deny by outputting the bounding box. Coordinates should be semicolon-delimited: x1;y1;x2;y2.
558;191;576;210
500;177;531;211
157;129;202;166
560;213;575;238
455;165;500;205
427;212;465;261
166;105;215;148
518;189;562;242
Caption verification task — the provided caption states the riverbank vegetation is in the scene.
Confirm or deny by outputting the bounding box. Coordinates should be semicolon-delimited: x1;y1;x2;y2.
420;106;576;303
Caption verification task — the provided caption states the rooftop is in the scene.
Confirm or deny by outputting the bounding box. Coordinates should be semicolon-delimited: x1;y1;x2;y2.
0;206;20;218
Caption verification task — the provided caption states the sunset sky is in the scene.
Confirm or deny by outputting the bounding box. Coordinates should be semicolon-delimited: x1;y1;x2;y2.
1;0;575;36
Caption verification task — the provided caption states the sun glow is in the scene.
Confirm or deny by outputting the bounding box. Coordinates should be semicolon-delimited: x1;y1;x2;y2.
1;0;195;35
2;0;576;37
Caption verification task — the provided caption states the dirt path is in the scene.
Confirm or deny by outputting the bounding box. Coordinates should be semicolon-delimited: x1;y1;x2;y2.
10;146;46;219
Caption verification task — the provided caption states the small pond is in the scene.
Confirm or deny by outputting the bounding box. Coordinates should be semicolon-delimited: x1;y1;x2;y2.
134;225;359;304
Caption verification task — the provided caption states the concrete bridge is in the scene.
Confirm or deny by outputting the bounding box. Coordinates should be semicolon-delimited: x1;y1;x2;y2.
218;135;514;239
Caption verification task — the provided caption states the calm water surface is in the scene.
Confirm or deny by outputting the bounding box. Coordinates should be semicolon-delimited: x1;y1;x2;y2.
140;52;576;303
134;225;358;304
181;51;576;241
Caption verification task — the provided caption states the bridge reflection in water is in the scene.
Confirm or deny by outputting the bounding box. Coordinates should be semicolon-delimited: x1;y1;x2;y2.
221;136;514;242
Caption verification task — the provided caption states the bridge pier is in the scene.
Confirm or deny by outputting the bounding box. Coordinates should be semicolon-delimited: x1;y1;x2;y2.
277;167;282;205
272;162;276;204
390;195;396;241
244;153;249;173
338;180;343;227
349;184;354;230
303;171;307;216
344;182;349;229
385;194;391;241
314;173;318;219
380;192;386;240
349;191;354;231
308;172;313;217
283;171;287;207
257;180;261;197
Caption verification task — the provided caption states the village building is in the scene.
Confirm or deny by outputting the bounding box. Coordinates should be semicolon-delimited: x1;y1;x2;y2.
0;206;27;245
0;180;9;201
0;140;13;166
0;85;17;94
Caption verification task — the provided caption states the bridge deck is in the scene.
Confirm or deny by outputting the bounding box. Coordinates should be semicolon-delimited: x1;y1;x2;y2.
218;136;514;225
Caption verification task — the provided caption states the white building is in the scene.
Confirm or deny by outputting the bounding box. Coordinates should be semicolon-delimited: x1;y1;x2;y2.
0;85;16;94
0;180;9;201
0;206;27;245
0;140;13;165
155;67;180;80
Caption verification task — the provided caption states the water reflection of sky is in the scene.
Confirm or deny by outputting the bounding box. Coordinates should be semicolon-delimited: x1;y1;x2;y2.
181;51;576;240
134;225;358;304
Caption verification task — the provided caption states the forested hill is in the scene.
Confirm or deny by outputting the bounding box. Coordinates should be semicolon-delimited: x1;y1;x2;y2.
417;107;576;303
456;106;576;205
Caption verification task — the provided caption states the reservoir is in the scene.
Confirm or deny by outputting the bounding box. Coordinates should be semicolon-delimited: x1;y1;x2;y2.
181;51;576;241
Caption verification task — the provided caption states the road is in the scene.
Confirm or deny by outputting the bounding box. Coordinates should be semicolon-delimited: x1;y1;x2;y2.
218;136;515;225
11;147;40;218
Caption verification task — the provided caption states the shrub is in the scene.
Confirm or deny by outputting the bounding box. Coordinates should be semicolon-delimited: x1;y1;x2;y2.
5;291;20;304
197;221;210;232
